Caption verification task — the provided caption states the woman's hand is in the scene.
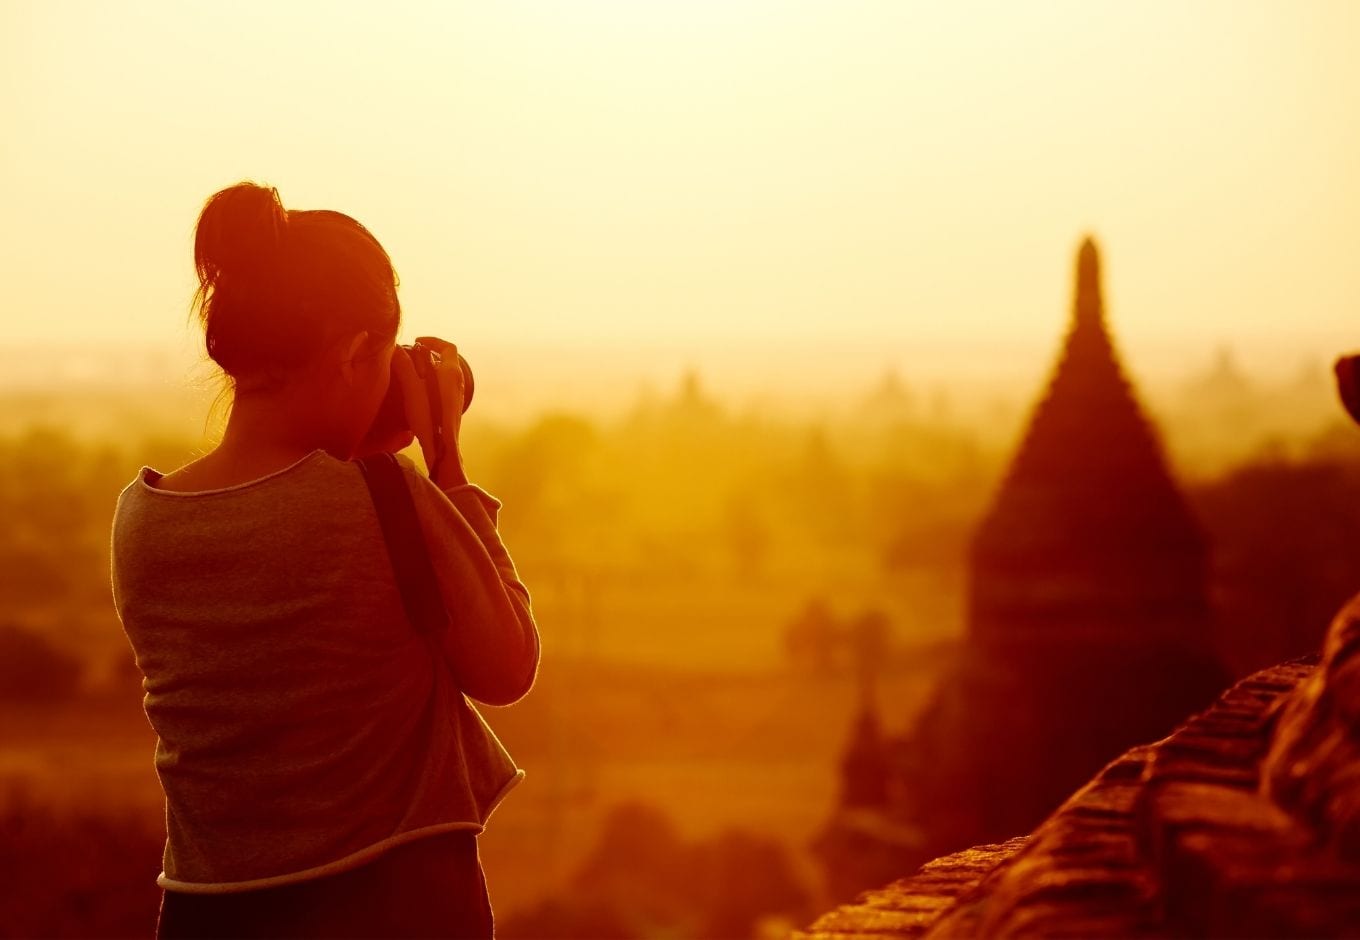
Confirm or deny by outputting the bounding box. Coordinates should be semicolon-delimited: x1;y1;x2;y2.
396;338;469;488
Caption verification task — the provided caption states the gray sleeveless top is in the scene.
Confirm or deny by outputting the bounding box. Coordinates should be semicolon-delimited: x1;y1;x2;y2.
110;449;539;894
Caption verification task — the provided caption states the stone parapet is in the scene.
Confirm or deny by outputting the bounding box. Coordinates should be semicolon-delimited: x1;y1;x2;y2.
798;655;1360;938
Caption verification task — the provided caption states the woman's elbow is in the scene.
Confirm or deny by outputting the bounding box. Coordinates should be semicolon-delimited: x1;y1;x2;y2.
465;654;537;706
504;652;540;705
461;629;539;706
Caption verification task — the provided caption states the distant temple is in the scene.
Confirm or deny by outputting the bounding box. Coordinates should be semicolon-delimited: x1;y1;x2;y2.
970;237;1213;657
814;237;1230;898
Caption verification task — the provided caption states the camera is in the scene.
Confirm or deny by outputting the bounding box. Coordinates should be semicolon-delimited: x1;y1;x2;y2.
367;341;475;454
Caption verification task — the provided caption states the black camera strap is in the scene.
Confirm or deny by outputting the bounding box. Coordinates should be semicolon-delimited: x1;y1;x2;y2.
425;360;447;480
357;452;450;639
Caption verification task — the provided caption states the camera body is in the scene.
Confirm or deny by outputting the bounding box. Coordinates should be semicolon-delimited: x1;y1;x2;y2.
367;341;475;452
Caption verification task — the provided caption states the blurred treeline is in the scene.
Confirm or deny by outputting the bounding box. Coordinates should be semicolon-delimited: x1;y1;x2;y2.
1;366;1357;686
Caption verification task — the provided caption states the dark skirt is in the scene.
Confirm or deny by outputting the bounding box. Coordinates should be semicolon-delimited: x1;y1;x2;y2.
156;830;494;939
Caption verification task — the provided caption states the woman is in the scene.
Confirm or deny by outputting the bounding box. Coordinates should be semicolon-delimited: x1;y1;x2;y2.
110;182;540;939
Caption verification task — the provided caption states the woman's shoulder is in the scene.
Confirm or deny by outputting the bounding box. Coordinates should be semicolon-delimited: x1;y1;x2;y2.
392;451;422;478
389;452;449;501
387;452;503;517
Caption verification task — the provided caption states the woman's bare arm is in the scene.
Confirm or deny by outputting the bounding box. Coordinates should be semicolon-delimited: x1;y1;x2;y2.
398;455;540;706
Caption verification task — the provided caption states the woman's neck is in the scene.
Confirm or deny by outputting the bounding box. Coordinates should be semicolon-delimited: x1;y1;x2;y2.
215;388;342;463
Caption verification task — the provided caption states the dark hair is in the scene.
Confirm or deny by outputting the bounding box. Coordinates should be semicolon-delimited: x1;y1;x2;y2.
191;182;400;389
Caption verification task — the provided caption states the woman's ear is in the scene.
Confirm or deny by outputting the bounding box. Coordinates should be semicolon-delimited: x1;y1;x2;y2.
338;330;371;385
345;330;370;361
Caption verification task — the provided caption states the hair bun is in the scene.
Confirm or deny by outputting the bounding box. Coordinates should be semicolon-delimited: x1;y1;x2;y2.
193;182;288;289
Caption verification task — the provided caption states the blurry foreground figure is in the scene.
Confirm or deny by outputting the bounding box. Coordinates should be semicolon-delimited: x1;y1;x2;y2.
109;182;540;939
1265;596;1360;858
1262;355;1360;854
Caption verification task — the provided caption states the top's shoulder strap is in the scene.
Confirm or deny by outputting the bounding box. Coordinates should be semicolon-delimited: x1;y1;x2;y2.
357;452;450;638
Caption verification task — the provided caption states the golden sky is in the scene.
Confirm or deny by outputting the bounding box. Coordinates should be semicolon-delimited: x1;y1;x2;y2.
2;0;1358;404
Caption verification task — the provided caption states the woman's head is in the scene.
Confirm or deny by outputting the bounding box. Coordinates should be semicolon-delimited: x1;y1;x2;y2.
192;182;400;454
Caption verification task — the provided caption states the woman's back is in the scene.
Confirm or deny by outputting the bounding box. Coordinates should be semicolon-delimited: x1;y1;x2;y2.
112;448;529;893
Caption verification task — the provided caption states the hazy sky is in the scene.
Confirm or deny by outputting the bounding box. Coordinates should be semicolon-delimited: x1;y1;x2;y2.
2;0;1358;408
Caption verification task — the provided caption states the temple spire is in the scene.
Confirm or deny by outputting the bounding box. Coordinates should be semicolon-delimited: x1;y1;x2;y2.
969;235;1211;651
1074;236;1104;330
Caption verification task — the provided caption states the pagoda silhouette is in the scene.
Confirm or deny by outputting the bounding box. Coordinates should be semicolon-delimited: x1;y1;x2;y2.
971;237;1211;655
814;237;1231;897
